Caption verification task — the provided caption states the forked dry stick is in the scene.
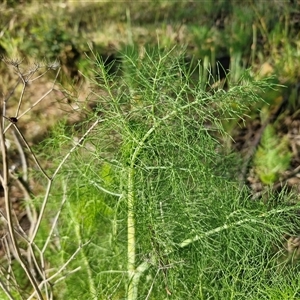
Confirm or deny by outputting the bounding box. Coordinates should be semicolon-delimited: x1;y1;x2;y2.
0;58;62;299
1;57;99;299
7;117;100;298
0;115;43;300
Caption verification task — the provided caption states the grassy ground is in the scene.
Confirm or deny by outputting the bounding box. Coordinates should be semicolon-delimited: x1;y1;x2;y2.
1;1;300;299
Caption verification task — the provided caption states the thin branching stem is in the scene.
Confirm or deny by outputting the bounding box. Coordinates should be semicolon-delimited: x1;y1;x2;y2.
126;93;213;299
30;118;100;243
30;180;53;243
0;116;43;300
3;67;61;134
52;118;100;178
15;75;26;117
42;181;67;253
12;123;51;180
52;267;82;285
12;129;28;181
28;241;90;300
178;204;300;249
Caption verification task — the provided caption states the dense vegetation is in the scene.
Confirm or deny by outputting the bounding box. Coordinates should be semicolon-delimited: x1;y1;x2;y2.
1;1;300;299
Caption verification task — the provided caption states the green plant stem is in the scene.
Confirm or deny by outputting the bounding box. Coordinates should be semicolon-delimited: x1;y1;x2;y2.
124;88;300;298
178;204;300;249
127;165;136;299
126;94;212;299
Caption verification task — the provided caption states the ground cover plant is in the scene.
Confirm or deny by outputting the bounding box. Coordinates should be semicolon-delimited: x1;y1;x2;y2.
1;1;300;299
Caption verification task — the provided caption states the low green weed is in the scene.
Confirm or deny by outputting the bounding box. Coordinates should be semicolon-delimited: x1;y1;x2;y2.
254;124;292;185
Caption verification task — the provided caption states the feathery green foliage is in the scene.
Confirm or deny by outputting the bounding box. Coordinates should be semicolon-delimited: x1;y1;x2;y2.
39;47;300;299
1;2;300;299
